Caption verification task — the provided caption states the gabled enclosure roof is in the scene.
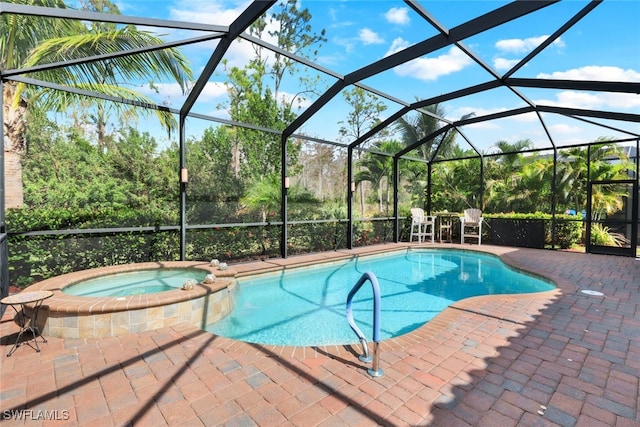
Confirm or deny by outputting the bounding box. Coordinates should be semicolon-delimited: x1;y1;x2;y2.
1;0;639;159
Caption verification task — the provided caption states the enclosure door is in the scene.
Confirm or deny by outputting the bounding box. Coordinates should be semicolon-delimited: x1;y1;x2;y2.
586;180;638;257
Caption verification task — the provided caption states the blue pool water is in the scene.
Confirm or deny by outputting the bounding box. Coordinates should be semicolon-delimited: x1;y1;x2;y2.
62;269;207;297
206;249;555;346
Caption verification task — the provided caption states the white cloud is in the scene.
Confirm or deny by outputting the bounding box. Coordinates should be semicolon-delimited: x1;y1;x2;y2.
386;37;410;55
359;28;384;45
197;81;229;102
493;57;520;71
148;0;265;72
136;82;187;106
495;35;564;54
385;7;410;25
536;90;640;110
389;45;473;81
462;120;500;130
549;123;582;134
537;65;640;82
453;106;504;119
333;36;356;54
524;66;640;110
168;0;251;25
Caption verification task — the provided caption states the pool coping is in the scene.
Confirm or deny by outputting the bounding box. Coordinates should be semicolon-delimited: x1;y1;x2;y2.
19;243;567;359
130;244;566;360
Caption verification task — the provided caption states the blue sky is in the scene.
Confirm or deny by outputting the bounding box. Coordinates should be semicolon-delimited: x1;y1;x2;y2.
110;0;640;153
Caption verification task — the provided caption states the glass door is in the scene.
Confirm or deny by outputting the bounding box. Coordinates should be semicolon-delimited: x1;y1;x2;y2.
586;180;638;257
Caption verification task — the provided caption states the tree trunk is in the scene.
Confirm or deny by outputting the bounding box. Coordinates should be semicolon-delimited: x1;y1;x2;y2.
3;151;24;209
3;82;27;208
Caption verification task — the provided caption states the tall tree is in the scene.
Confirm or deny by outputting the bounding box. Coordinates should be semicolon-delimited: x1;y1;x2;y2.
223;61;297;183
2;0;193;207
396;103;461;209
247;0;326;105
338;86;388;217
221;1;326;201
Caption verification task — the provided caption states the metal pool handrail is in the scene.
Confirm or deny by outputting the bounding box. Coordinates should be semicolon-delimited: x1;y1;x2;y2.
345;271;383;378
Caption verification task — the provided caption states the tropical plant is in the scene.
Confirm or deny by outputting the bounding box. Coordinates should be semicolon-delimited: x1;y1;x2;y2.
590;223;629;247
430;146;481;213
556;139;633;216
354;140;404;214
2;0;193;207
396;103;457;161
484;139;538;212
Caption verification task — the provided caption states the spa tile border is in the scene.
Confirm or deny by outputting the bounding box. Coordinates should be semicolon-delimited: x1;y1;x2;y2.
22;261;237;314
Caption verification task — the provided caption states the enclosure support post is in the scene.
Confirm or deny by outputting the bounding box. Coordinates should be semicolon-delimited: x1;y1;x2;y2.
179;115;187;261
426;163;432;214
0;81;8;315
479;156;484;210
393;157;399;242
281;134;288;259
347;146;354;249
551;147;558;249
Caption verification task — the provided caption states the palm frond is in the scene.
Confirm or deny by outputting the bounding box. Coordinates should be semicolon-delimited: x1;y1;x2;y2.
22;27;192;91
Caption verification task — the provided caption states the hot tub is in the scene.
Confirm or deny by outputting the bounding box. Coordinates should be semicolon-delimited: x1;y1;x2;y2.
18;261;235;339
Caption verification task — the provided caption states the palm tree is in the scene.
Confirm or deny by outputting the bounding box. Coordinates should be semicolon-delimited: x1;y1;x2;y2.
484;139;534;212
2;0;193;207
556;139;632;215
396;103;457;161
354;140;403;214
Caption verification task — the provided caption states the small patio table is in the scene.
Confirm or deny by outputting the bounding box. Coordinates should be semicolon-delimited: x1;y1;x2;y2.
436;212;458;243
1;290;53;357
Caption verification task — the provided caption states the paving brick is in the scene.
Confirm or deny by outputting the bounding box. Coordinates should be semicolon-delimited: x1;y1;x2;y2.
392;405;425;426
478;409;518;427
586;394;636;419
542;406;577;427
461;388;496;412
288;403;332;427
452;402;484;425
3;247;639;427
580;401;616;425
159;398;198;425
548;390;583;418
241;404;283;425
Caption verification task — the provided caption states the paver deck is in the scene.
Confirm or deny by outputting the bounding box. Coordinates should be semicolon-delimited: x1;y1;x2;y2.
1;244;639;426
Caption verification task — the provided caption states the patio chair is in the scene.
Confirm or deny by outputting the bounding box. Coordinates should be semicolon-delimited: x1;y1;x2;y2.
409;208;436;243
460;208;483;245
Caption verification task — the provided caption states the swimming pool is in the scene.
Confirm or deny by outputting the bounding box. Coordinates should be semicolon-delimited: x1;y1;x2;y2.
206;249;555;346
62;268;208;297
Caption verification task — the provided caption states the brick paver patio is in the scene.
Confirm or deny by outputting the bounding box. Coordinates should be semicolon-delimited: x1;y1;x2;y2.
1;245;639;426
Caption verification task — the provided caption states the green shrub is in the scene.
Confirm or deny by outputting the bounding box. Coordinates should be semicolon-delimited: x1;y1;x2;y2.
590;223;629;247
484;212;582;249
7;207;179;287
